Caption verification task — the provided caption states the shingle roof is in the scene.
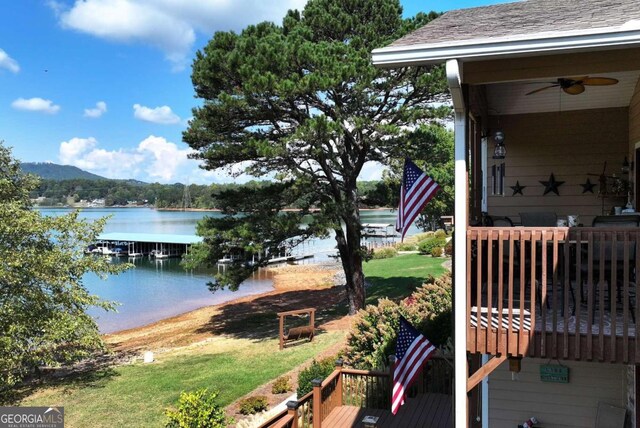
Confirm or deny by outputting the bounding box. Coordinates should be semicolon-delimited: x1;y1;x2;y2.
391;0;640;48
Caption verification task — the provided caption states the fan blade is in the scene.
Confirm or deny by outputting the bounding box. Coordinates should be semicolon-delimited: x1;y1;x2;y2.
563;84;585;95
582;77;619;86
526;84;559;95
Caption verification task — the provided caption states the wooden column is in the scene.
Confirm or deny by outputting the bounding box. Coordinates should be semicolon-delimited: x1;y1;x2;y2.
335;359;343;408
312;378;322;428
279;314;284;350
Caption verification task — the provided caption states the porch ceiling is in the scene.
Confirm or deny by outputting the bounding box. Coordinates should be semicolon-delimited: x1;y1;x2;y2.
485;70;640;115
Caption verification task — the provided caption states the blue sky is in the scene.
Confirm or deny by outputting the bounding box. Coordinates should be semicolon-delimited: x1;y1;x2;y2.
1;0;507;184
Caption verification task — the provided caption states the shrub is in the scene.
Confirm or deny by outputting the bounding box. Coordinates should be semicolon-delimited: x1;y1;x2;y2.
297;357;336;396
411;231;434;242
271;375;293;394
345;273;453;370
238;396;268;415
430;247;443;257
418;237;447;255
395;242;417;251
444;240;453;256
434;229;447;238
165;388;230;428
371;247;397;259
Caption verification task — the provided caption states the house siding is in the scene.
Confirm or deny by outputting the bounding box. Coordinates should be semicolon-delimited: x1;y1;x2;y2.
488;358;626;428
486;107;628;225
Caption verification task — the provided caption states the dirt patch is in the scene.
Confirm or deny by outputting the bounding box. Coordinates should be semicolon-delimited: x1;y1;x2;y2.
104;262;344;354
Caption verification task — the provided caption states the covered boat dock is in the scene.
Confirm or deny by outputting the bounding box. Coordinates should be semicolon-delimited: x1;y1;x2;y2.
95;232;203;258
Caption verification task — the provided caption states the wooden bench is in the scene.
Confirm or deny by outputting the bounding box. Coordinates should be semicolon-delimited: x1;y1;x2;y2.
277;308;315;350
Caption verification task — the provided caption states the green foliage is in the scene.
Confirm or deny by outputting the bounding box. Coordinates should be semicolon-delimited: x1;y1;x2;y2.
297;357;336;396
412;231;435;241
165;388;229;428
418;237;447;255
21;162;106;180
371;247;397;259
271;375;293;394
183;0;447;313
430;247;443;257
345;273;452;369
394;242;417;251
434;229;447;238
238;395;268;415
0;143;128;400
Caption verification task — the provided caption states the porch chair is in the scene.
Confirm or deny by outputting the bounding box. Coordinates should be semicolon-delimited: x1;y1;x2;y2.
519;211;557;227
587;215;639;323
519;212;573;314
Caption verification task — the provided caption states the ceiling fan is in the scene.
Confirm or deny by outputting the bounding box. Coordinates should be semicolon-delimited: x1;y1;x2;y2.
525;76;619;96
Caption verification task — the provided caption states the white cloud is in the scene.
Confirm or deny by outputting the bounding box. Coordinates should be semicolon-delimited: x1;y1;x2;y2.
11;97;60;114
58;135;198;183
0;49;19;73
84;101;107;118
133;103;180;124
52;0;307;69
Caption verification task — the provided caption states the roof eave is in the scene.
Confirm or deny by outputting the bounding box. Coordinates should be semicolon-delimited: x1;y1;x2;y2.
372;28;640;67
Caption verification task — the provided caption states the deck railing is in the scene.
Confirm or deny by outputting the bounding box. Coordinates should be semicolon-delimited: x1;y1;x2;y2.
468;227;639;363
259;356;453;428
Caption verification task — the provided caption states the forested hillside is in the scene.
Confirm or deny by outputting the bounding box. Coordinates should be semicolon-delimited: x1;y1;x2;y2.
21;162;107;181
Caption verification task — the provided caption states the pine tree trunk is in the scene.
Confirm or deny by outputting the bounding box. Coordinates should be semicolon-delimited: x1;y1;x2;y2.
334;195;365;315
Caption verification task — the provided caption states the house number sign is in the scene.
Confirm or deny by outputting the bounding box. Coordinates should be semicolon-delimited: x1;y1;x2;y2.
540;364;569;383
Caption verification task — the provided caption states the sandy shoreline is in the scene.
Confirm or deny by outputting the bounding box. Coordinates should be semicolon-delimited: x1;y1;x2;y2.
104;262;344;353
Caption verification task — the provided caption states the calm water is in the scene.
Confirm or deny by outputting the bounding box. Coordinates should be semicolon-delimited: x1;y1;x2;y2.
40;207;415;333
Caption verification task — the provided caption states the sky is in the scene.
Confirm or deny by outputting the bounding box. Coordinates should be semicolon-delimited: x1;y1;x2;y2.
0;0;509;184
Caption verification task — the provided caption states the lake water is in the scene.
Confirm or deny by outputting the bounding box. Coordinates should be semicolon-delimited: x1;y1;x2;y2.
40;207;416;333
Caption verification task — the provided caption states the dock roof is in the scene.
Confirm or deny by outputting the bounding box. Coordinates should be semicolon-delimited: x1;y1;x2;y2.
97;232;203;245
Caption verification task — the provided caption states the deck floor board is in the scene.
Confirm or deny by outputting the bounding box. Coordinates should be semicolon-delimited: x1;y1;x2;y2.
321;393;452;427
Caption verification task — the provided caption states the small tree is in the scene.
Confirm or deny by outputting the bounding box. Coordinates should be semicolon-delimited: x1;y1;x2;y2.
0;143;126;399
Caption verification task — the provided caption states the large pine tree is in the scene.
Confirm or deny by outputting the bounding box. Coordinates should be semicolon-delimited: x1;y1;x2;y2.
183;0;448;314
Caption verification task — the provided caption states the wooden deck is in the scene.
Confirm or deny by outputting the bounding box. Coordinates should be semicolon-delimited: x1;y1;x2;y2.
321;393;452;427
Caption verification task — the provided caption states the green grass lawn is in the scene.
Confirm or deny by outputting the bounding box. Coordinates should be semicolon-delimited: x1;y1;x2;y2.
363;253;448;304
20;332;344;428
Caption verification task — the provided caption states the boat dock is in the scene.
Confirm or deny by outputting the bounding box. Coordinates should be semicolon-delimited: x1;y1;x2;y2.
94;232;203;258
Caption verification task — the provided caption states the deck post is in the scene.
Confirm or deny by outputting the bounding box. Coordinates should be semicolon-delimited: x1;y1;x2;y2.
335;359;344;407
312;378;322;428
279;314;284;350
286;400;299;428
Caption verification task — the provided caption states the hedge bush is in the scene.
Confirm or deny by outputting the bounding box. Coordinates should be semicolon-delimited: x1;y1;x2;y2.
434;229;447;238
345;272;452;369
238;396;268;415
430;247;443;257
444;240;453;256
418;237;447;255
395;242;417;251
165;389;229;428
297;357;336;396
271;376;293;394
371;247;398;259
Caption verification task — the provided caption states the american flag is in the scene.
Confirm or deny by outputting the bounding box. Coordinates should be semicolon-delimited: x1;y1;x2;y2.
395;158;440;240
391;316;436;415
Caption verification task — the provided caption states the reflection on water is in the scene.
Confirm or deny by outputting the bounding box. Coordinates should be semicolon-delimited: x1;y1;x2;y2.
87;257;274;334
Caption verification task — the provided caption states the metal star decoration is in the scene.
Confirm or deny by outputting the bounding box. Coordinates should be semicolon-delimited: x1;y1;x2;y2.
580;178;597;194
540;173;564;196
510;181;526;196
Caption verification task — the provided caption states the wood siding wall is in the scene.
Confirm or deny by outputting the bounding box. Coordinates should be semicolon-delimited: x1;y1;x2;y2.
488;358;626;428
486;107;628;225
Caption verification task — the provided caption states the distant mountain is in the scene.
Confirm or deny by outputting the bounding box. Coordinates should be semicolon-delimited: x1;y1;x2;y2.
21;162;107;181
